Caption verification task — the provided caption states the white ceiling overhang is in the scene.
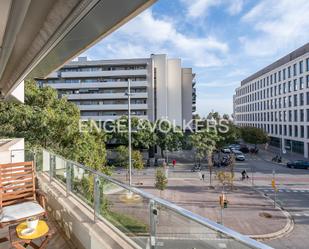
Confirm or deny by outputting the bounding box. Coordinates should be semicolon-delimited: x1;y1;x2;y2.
0;0;156;99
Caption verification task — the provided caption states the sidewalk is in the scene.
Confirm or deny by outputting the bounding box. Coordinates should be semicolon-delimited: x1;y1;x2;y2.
257;145;305;165
136;175;290;238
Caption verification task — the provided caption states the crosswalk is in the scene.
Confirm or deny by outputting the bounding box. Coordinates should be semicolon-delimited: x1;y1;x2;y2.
293;213;309;217
258;188;309;193
246;158;262;161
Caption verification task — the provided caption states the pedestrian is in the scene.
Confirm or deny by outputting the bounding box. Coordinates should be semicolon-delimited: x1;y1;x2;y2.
172;159;176;168
202;174;205;181
163;160;167;168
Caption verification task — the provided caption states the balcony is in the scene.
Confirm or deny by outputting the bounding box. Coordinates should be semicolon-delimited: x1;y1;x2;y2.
66;92;148;100
61;69;148;78
0;149;274;249
78;104;148;111
46;81;148;89
80;115;148;121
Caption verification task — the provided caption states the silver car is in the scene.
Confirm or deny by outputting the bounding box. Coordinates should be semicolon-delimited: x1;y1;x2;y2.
232;150;245;161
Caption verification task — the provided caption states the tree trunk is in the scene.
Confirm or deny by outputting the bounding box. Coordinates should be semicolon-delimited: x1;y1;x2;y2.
210;168;212;186
161;148;165;158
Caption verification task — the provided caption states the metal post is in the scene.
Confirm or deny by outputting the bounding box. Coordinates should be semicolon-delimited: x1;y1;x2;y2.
280;110;285;159
49;154;54;182
251;166;254;186
66;162;71;197
149;200;157;249
10;150;13;163
220;190;224;225
273;170;276;207
33;150;37;171
220;206;223;225
93;175;101;222
128;79;132;187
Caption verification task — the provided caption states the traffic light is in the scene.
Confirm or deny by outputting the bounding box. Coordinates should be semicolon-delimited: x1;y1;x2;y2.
224;199;228;208
219;194;228;208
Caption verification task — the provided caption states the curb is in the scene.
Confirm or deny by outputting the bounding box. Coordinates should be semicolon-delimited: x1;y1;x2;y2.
248;188;294;241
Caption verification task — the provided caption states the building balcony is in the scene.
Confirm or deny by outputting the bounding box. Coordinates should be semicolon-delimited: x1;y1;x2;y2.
78;104;148;111
45;81;148;89
0;149;274;249
80;115;148;121
66;92;148;100
60;69;148;78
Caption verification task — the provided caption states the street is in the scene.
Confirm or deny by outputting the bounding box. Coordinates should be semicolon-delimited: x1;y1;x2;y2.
217;152;309;249
112;149;309;249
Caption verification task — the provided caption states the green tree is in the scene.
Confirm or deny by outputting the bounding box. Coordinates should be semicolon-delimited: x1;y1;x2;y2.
216;120;240;160
155;168;168;197
115;145;144;170
116;145;129;167
0;80;107;173
240;126;269;145
132;150;144;170
110;116;156;149
155;119;183;158
190;129;219;186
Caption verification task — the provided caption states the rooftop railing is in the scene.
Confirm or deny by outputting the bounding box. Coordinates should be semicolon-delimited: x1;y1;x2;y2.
28;148;273;249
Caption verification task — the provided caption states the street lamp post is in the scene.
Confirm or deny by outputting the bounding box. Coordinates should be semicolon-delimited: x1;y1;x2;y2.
127;79;132;187
280;111;284;157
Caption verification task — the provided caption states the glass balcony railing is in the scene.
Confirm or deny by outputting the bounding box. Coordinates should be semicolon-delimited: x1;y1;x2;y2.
29;148;273;249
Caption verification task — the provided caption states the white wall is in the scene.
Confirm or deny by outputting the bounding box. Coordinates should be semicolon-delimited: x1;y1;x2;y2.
152;54;168;120
182;68;193;125
0;138;24;164
9;81;24;103
152;55;188;128
167;59;182;127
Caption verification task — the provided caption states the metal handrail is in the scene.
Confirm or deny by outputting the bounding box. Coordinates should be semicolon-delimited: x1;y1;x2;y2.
42;149;274;249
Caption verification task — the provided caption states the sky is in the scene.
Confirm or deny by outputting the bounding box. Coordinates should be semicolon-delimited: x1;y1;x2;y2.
82;0;309;117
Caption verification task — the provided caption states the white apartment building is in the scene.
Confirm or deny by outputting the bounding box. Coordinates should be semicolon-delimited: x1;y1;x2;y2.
42;54;196;128
234;43;309;158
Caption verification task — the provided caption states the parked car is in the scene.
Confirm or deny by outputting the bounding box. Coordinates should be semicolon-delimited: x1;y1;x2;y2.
239;145;249;153
232;150;245;161
229;144;241;150
221;148;231;154
287;160;309;169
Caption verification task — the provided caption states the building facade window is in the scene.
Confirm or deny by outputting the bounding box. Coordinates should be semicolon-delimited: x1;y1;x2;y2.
299;61;303;74
294;125;298;137
300;77;304;89
300;93;304;105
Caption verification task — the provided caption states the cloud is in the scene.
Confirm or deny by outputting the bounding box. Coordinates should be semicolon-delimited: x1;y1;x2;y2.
198;81;239;88
226;68;248;77
183;0;221;18
226;0;245;15
197;97;233;116
84;9;229;68
240;0;309;56
182;0;245;18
